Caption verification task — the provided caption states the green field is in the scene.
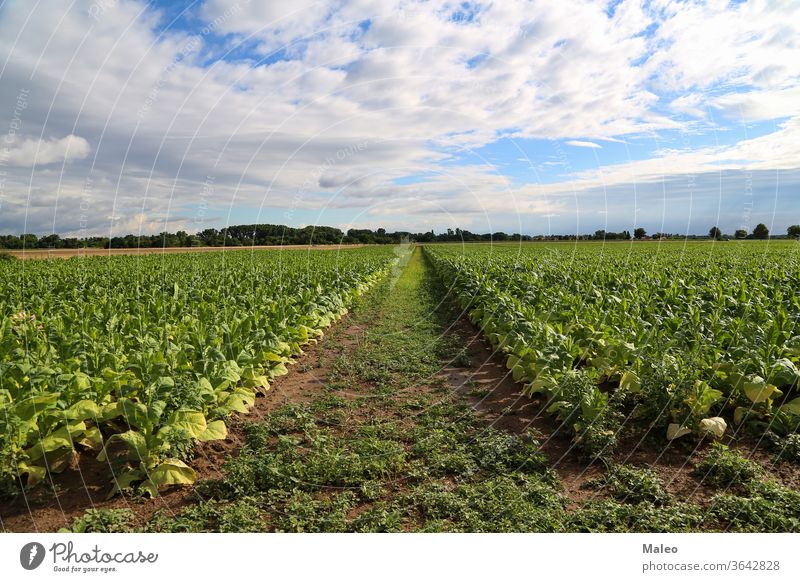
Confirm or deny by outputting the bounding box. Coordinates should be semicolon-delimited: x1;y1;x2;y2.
0;248;395;498
427;241;800;458
2;242;799;532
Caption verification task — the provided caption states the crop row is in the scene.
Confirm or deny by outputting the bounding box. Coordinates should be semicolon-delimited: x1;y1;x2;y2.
0;248;396;497
426;242;800;458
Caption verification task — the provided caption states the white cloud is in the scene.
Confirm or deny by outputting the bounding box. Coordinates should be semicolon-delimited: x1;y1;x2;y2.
0;0;797;236
565;140;602;149
4;135;90;166
711;87;800;122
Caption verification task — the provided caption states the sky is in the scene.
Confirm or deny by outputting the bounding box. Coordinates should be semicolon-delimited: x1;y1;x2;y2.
0;0;798;238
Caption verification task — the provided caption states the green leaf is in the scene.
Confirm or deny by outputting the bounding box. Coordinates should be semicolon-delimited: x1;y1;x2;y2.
14;394;59;421
685;380;723;417
217;393;250;414
118;399;151;430
26;422;86;460
49;450;76;473
511;363;527;382
524;374;557;396
767;358;799;387
139;479;159;498
97;430;147;462
64;399;101;421
107;468;144;499
99;401;123;422
733;406;750;425
267;362;289;378
780;398;800;416
26;434;73;461
506;354;521;370
77;426;104;451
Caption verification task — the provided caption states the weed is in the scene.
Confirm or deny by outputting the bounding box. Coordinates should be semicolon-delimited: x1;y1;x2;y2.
693;443;763;491
585;465;670;506
765;432;800;464
63;509;136;533
568;500;703;532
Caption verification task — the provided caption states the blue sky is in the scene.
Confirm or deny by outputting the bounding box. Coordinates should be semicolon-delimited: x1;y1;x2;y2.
0;0;798;237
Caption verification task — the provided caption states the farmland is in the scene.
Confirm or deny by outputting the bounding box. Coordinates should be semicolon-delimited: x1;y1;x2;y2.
0;248;395;500
2;242;800;532
426;242;800;459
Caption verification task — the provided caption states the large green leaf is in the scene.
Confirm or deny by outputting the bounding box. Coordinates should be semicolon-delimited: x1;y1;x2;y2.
97;430;147;462
64;399;101;421
780;398;800;416
14;394;59;421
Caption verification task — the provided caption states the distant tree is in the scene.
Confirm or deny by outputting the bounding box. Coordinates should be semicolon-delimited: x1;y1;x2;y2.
197;228;219;246
753;223;770;239
21;234;39;248
787;225;800;239
634;227;646;239
709;226;722;240
39;234;62;248
594;229;606;240
734;229;747;239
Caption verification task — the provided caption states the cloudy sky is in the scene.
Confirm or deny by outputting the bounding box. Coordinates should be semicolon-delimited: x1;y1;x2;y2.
0;0;798;237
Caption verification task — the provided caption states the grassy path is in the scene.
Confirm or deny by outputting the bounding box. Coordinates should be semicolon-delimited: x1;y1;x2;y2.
52;247;800;532
143;247;567;532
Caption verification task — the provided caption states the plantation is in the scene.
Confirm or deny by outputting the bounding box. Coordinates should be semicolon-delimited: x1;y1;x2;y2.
0;248;395;498
2;241;800;532
426;242;800;459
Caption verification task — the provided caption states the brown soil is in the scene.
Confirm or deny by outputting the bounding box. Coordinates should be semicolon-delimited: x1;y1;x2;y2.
6;244;367;260
0;313;369;533
438;312;800;508
4;274;798;532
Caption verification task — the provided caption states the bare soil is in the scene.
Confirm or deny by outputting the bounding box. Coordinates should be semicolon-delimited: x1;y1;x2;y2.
0;313;368;533
3;266;798;532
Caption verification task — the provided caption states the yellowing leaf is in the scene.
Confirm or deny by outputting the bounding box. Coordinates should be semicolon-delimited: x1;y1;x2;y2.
619;370;641;393
168;410;207;439
667;423;691;440
699;417;726;438
197;419;227;442
742;381;780;404
148;459;196;488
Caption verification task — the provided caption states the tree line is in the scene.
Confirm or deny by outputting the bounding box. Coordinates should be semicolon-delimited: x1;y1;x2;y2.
1;222;798;249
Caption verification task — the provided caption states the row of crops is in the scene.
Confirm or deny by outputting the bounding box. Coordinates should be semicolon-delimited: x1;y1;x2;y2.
426;242;800;458
0;247;396;497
